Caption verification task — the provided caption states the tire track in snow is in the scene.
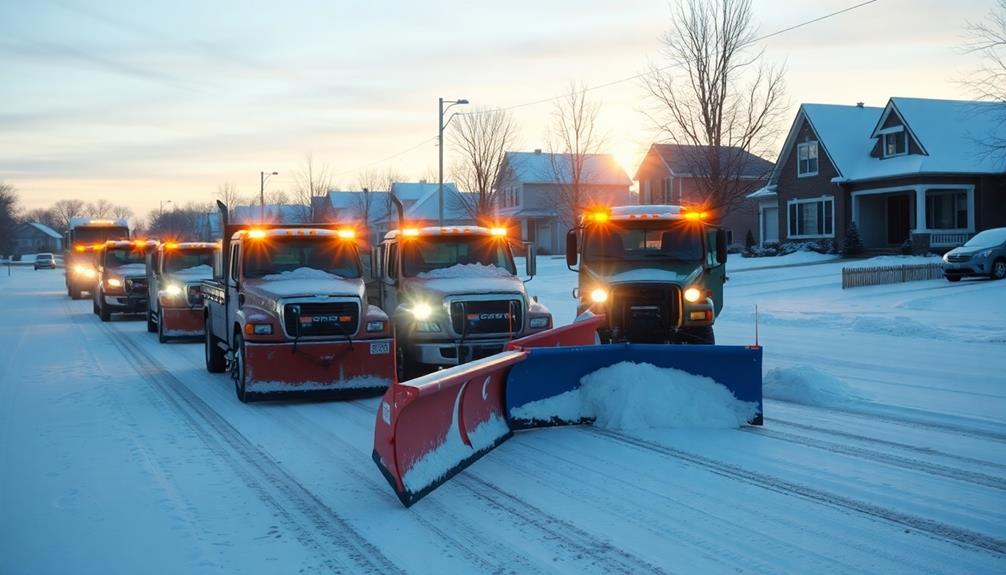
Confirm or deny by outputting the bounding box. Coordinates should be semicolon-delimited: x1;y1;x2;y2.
102;326;403;575
340;401;669;575
588;429;1006;556
744;427;1006;491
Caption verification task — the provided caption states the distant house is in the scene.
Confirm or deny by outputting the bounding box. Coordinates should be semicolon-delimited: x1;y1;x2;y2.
13;223;63;255
634;143;774;246
756;97;1006;250
495;150;631;254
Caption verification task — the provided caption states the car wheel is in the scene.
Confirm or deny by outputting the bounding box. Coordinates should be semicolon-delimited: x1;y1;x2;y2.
204;316;226;373
945;275;961;283
233;332;251;403
992;259;1006;280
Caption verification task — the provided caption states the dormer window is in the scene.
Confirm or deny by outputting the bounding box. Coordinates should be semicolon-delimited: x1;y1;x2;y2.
797;141;819;177
882;127;907;157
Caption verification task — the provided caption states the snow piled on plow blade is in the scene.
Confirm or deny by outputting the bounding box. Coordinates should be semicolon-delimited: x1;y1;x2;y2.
509;361;759;429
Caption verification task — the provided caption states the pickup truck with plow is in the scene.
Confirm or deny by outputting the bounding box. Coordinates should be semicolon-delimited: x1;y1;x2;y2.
147;241;219;343
93;239;157;322
202;204;394;402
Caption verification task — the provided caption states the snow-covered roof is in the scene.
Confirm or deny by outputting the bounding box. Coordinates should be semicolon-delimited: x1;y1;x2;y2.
389;182;455;202
26;222;62;239
778;98;1006;185
501;151;631;186
747;184;777;199
637;144;774;181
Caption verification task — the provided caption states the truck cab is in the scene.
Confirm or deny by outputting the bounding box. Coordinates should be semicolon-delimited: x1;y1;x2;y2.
64;218;130;299
147;241;219;343
566;205;728;344
93;239;157;322
371;225;552;379
202;222;394;402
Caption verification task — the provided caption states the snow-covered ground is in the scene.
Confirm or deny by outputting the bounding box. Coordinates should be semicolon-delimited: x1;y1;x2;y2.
1;259;1004;574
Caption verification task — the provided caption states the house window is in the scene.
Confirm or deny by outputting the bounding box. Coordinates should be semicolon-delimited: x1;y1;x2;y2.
787;196;834;238
925;190;967;229
797;142;819;177
883;131;907;158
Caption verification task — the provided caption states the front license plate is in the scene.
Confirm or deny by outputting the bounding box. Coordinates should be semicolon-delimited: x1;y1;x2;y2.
370;342;390;355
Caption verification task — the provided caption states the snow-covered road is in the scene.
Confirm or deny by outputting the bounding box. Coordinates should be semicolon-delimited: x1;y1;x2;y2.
1;260;1004;574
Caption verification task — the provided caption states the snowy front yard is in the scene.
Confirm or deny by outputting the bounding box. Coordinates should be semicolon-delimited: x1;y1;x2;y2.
0;259;1003;574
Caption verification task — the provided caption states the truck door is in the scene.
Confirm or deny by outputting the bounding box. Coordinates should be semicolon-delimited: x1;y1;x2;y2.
706;228;725;316
224;242;241;342
381;241;399;313
366;245;382;306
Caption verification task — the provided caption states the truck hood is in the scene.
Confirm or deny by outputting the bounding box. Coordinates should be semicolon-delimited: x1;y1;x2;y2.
244;277;364;299
592;265;704;286
165;265;213;284
109;263;147;278
403;276;524;300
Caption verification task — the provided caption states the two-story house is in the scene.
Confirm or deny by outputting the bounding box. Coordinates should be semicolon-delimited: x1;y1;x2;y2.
634;143;774;245
755;97;1006;250
495;150;631;254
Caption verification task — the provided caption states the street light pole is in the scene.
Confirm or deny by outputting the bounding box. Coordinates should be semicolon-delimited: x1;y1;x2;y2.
260;171;278;223
438;97;468;227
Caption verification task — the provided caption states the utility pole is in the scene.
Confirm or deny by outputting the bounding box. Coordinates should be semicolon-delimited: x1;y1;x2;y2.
260;171;278;223
437;98;468;226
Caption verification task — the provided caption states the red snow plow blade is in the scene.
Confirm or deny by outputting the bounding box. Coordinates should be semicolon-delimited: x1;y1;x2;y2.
372;315;762;507
244;338;394;399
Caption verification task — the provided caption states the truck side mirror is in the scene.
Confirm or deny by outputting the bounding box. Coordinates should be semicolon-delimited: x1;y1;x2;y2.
525;243;536;277
371;247;382;280
565;230;578;268
715;229;728;265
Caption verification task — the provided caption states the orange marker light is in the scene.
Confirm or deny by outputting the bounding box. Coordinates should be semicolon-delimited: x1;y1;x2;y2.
164;242;179;250
337;229;356;239
402;228;420;237
490;227;507;236
590;211;609;223
684;212;702;221
74;245;86;252
248;229;267;239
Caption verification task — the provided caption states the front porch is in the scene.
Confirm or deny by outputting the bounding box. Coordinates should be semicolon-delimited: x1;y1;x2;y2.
851;184;974;249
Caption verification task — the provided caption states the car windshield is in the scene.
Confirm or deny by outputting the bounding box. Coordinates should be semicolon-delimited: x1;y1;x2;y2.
104;248;146;268
243;237;361;279
401;236;517;277
583;222;704;263
963;228;1006;248
164;249;215;274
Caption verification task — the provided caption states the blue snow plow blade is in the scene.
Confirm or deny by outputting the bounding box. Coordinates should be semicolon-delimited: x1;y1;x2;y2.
505;344;763;429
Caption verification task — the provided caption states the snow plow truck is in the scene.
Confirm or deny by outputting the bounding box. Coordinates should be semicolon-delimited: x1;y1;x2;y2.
373;205;763;507
202;202;394;403
93;239;158;322
147;241;220;343
64;218;130;299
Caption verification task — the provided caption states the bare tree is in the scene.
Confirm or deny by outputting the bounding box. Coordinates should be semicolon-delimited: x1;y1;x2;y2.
963;0;1006;156
449;107;519;220
265;189;290;206
293;153;333;221
216;181;242;215
0;182;19;255
50;199;87;231
112;204;134;221
546;82;606;228
644;0;785;215
22;207;60;230
85;199;114;218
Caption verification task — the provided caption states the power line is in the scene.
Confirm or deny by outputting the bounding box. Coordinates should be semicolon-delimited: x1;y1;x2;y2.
328;135;439;179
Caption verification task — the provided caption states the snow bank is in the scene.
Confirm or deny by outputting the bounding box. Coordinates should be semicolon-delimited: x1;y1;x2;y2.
417;263;512;279
763;365;865;407
511;362;759;430
262;267;341;281
728;251;837;271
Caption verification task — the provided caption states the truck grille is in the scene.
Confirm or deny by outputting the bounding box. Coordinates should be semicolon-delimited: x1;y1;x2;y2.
186;284;203;306
125;277;147;296
610;284;681;343
450;299;523;336
284;301;359;338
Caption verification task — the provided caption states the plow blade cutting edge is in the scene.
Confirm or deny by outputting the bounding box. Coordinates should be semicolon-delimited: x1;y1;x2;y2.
372;316;762;507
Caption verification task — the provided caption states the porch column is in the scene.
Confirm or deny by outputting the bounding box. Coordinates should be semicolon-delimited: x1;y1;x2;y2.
966;187;976;232
914;186;926;233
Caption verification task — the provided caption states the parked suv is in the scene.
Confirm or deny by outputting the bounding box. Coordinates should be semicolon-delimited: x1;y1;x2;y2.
34;253;56;270
943;227;1006;281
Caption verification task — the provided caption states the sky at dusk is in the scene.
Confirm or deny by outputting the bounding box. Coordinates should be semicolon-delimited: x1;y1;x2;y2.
0;0;997;220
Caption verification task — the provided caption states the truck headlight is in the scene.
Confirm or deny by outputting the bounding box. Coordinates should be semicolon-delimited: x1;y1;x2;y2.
163;283;183;297
414;321;441;333
366;320;385;332
684;287;702;303
410;302;433;320
107;278;123;288
590;288;608;303
74;265;96;278
529;316;550;329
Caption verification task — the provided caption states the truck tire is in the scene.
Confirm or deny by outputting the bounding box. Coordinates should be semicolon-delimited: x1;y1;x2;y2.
677;326;714;345
233;332;252;403
147;309;157;333
70;287;82;300
92;297;99;315
204;317;226;373
99;298;111;322
396;343;423;381
157;315;168;344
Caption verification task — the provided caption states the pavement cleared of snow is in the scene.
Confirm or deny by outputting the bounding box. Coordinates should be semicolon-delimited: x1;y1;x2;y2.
511;361;759;430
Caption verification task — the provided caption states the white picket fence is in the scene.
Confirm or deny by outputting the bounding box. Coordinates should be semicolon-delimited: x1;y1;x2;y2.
841;263;944;289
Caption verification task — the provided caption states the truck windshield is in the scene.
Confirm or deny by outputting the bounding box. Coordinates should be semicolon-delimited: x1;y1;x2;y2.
104;248;146;267
243;237;361;279
71;226;129;246
583;222;704;263
401;236;517;277
164;249;215;274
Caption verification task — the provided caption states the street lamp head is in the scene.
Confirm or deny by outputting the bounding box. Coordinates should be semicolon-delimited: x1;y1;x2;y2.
271;171;279;175
457;99;469;105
